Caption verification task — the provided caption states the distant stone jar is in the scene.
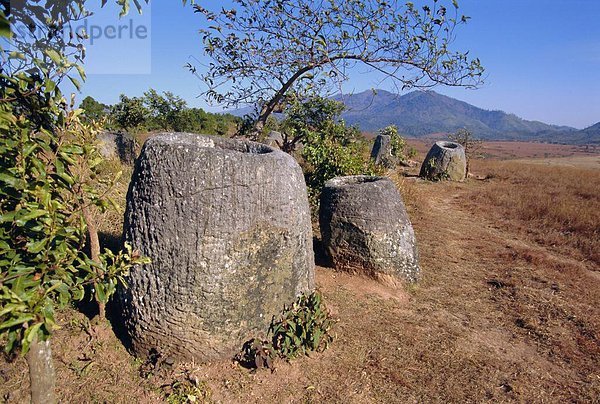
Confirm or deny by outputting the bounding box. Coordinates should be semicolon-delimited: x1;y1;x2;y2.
419;141;466;181
370;134;398;168
319;175;420;282
119;133;315;362
97;131;138;165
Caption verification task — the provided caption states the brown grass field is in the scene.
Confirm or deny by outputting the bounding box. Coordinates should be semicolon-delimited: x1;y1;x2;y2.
1;142;599;403
407;138;599;160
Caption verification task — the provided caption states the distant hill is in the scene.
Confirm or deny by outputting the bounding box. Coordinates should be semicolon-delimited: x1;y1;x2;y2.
335;90;586;142
575;122;600;145
509;121;600;145
228;90;598;144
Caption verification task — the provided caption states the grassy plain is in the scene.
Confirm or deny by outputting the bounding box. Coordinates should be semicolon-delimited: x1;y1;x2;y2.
1;141;598;402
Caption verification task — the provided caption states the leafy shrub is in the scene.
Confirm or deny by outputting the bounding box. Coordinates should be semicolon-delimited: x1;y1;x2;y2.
164;380;212;404
236;292;335;369
288;97;379;212
237;338;276;370
80;96;109;121
0;97;149;354
0;2;153;401
270;291;335;359
112;94;149;131
303;128;378;209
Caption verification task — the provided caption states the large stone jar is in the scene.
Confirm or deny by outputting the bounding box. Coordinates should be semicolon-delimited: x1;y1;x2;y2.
119;133;315;362
419;140;466;181
319;175;420;282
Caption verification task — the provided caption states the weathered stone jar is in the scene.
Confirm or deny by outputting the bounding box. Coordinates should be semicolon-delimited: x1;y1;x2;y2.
97;131;138;165
419;140;466;181
319;175;420;282
370;134;398;168
119;133;315;362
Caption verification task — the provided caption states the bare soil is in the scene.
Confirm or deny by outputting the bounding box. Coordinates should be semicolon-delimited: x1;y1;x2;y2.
2;151;599;403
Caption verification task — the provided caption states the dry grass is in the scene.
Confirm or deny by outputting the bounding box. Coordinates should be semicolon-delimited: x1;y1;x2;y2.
406;139;597;160
469;159;600;267
387;169;428;213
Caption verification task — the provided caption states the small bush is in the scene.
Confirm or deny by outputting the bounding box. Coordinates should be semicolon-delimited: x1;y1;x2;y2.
302;127;378;211
236;291;335;369
237;338;276;370
270;291;335;359
164;380;212;404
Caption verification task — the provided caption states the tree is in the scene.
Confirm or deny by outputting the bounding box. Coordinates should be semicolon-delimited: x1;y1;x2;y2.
448;128;481;176
1;1;149;402
80;96;109;121
192;0;484;136
109;90;242;135
143;89;188;130
280;95;346;153
112;94;149;131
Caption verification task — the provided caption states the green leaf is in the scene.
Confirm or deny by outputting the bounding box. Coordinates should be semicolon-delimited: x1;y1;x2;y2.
44;79;57;94
45;49;63;65
68;76;81;91
26;239;47;254
75;64;86;82
0;315;34;330
25;323;43;343
4;331;17;353
9;51;26;60
0;11;10;39
0;173;21;187
95;283;106;304
16;209;48;225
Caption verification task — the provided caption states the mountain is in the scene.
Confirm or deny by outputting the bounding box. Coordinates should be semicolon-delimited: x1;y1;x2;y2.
531;123;600;145
228;90;597;144
335;90;584;142
574;122;600;145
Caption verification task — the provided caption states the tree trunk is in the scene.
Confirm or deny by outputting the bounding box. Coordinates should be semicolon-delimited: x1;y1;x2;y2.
82;205;105;319
26;337;56;404
251;65;315;138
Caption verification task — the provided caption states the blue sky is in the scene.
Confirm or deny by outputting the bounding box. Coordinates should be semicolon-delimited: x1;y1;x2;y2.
73;0;600;129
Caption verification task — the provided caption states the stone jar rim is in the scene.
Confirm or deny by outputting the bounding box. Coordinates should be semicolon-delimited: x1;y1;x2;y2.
435;140;461;150
325;175;388;188
146;132;276;156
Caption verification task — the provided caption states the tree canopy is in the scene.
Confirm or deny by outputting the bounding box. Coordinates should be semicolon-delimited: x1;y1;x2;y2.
191;0;484;135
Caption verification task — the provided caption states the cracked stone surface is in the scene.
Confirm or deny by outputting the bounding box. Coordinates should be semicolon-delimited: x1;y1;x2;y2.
118;133;315;362
419;141;466;181
319;175;420;283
